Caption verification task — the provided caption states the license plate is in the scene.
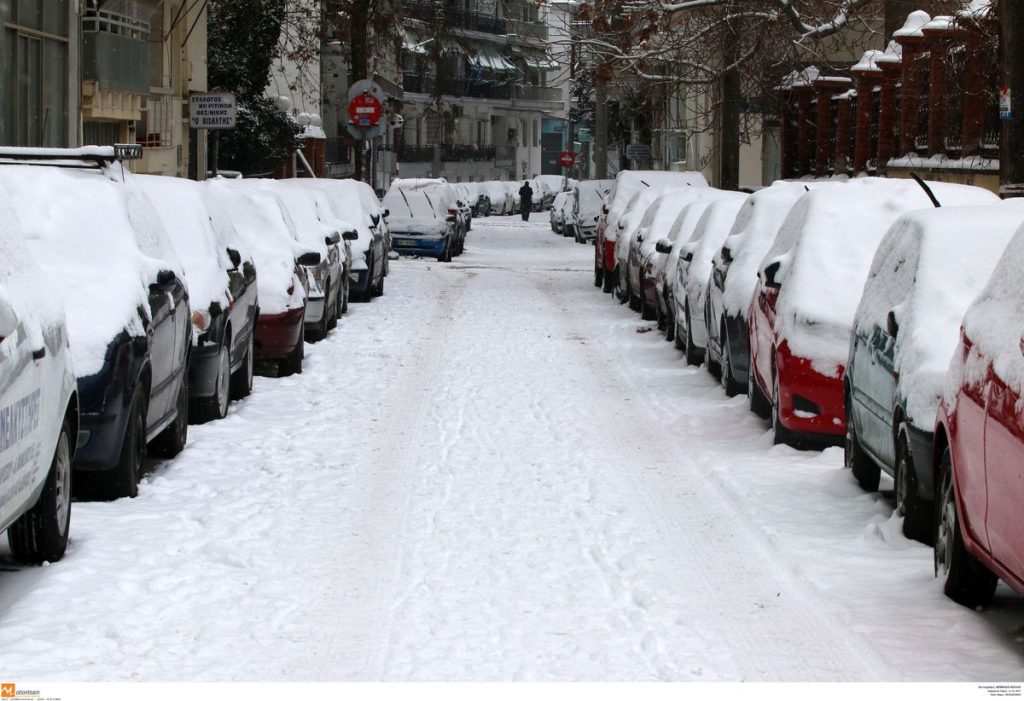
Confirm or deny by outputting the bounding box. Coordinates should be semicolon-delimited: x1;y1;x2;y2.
396;240;417;247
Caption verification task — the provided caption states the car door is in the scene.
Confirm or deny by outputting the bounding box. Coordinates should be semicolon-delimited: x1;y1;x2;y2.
953;331;991;550
0;300;44;524
145;273;181;428
856;322;897;466
750;282;778;397
982;346;1024;576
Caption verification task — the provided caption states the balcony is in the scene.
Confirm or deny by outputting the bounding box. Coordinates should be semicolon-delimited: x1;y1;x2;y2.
514;85;562;103
403;2;507;35
398;144;499;163
403;74;559;104
506;18;548;41
82;8;150;94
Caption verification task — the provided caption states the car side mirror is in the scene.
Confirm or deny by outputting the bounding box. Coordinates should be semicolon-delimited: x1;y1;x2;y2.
0;298;18;341
227;248;242;269
325;231;341;246
763;260;782;289
636;233;644;243
682;251;694;263
887;310;900;338
296;251;321;266
721;247;733;264
384;209;390;218
156;269;177;288
371;214;381;227
342;230;358;241
1020;336;1024;357
655;239;672;254
446;215;456;223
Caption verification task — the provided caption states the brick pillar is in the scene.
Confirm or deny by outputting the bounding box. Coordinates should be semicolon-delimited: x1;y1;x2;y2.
960;25;991;156
924;26;961;156
877;59;902;171
779;90;795;179
897;36;926;155
834;93;853;175
814;78;851;176
853;71;881;173
795;86;814;177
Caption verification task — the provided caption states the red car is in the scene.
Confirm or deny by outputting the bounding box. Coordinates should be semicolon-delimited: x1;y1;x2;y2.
934;220;1024;609
747;179;997;447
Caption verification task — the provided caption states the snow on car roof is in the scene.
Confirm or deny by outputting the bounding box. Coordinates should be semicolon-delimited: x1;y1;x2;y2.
770;177;999;376
682;197;748;304
606;170;709;241
0;165;164;377
857;202;1024;425
136;175;233;316
947;202;1024;402
280;179;371;258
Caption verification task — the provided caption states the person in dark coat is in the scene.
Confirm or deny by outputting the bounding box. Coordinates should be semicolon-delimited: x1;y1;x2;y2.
518;181;533;221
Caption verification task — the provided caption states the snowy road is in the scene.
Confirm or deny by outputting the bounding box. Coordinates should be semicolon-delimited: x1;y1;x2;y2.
2;217;1023;681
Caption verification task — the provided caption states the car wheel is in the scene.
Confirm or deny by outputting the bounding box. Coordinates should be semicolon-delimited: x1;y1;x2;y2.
340;277;349;316
845;393;879;490
747;364;771;418
100;385;147;499
665;306;675;343
372;271;384;298
279;337;304;377
8;417;72;563
655;302;666;331
602;268;615;294
195;340;231;423
935;447;997;608
151;374;189;457
681;305;702;366
639;284;655;320
326;281;338;330
594;262;603;288
771;364;798;447
895;432;932;544
310;296;330;340
720;330;742;397
230;332;254;400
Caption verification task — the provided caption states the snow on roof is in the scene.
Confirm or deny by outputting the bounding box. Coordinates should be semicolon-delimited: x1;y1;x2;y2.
606;171;709;242
282;179;372;258
856;201;1024;425
893;10;931;38
923;15;956;32
0;165;165;377
779;66;820;89
957;0;993;20
852;50;886;73
768;177;999;376
875;40;904;64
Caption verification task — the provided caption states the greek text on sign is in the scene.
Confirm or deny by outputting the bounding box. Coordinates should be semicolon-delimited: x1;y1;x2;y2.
190;93;237;130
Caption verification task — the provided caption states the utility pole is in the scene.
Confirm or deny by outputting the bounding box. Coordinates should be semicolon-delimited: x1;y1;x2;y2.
719;1;741;190
594;63;609;178
1001;1;1024;198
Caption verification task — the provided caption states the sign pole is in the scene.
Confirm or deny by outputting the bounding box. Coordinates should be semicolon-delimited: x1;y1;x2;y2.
212;130;220;178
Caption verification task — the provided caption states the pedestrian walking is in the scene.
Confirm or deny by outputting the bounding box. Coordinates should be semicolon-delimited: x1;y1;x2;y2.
519;181;533;221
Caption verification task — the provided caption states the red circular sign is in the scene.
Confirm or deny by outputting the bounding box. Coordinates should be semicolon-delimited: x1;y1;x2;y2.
558;150;576;168
348;93;383;127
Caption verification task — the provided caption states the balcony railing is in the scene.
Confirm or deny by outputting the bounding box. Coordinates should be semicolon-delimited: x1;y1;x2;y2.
403;2;507;35
403;74;559;104
514;84;562;103
398;144;499;163
82;7;150;94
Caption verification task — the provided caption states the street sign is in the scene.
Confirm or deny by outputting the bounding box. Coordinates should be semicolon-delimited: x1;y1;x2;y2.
190;92;237;129
346;123;384;140
348;92;383;127
558;150;576;168
1001;88;1013;121
626;144;652;160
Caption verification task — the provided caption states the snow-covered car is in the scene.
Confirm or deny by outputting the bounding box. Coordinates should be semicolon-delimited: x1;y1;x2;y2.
389;178;467;256
290;178;385;302
205;182;323;376
226;180;346;341
0;149;191;500
704;182;822;398
480;181;513;215
613;186;681;304
747;178;998;448
137;175;259;423
384;187;457;261
556;190;577;237
628;189;727;320
550;191;571;234
596;170;709;292
574;179;614;244
654;200;717;342
846;203;1023;543
0;185;78;563
532;175;575;210
933;215;1024;609
672;197;747;368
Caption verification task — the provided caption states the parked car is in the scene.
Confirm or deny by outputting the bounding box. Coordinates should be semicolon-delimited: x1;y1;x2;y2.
481;181;513;215
704;182;819;398
389;178;467;255
0;150;191;500
654;200;718;343
550;191;571;234
383;187;457;261
595;170;708;293
846;203;1022;543
205;182;323;376
747;178;997;448
0;185;78;563
933;214;1024;608
574;179;614;245
613;186;680;304
138;175;259;423
672;197;747;368
290;178;384;302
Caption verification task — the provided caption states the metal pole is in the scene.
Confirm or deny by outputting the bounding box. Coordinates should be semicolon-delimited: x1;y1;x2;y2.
1001;3;1024;198
212;130;219;178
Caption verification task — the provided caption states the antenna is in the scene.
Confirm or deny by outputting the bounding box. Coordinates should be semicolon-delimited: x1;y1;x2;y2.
910;172;941;208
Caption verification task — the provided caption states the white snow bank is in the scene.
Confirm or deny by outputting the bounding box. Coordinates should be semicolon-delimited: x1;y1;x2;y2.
767;178;998;377
0;165;165;376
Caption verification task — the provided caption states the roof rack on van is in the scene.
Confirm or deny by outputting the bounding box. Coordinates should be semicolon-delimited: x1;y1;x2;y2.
0;144;143;168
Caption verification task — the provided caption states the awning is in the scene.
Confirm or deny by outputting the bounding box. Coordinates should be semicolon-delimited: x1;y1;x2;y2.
469;43;518;73
403;29;428;55
520;53;560;71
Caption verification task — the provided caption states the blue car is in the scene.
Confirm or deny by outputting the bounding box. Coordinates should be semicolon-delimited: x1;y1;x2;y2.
382;188;456;262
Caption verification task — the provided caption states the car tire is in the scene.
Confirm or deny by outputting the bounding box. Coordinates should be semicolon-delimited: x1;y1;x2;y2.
935;447;997;609
151;374;189;458
602;268;615;294
748;364;771;418
372;271;384;298
655;302;666;331
720;330;742;397
895;431;932;545
845;393;879;491
230;332;254;400
594;263;603;288
771;364;798;447
682;304;702;366
8;416;72;563
340;277;349;316
326;282;338;331
101;385;147;499
195;340;231;423
279;337;304;377
665;306;675;343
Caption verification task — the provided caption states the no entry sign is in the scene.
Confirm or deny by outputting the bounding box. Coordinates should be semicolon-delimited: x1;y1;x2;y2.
348;93;383;127
558;150;576;168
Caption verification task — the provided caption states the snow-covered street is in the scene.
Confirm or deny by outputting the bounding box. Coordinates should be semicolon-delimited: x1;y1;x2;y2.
2;217;1023;682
